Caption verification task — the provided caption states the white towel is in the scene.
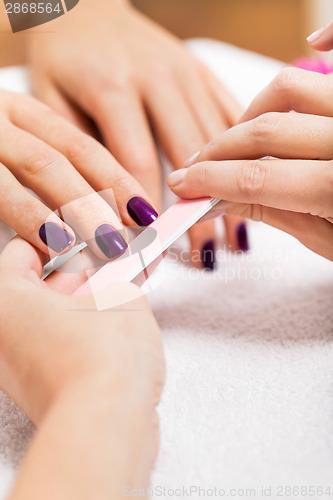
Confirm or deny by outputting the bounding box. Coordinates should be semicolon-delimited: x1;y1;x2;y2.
0;40;332;500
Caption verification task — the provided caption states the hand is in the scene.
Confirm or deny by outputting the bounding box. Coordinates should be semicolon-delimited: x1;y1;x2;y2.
307;20;333;51
167;66;333;261
0;89;159;261
27;0;248;268
0;237;165;498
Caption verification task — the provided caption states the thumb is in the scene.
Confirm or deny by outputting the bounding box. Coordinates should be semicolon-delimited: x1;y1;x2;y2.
0;236;47;286
307;20;333;51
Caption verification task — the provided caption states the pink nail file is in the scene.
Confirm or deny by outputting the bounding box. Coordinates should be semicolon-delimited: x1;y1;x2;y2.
73;197;219;297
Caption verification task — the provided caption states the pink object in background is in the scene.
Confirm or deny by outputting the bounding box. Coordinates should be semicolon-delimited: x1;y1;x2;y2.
294;58;333;74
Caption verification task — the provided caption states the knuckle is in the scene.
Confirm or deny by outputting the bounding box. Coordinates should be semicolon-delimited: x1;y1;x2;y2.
236;160;267;200
102;68;134;93
250;113;281;142
273;67;302;94
129;156;154;176
24;148;63;178
146;59;175;85
65;133;99;161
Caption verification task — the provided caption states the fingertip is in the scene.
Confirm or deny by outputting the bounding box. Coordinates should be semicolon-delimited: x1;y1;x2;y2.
167;168;188;188
307;27;325;45
307;22;333;51
184;151;200;168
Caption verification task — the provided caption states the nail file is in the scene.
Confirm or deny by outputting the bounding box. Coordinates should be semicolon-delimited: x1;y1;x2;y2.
73;197;220;297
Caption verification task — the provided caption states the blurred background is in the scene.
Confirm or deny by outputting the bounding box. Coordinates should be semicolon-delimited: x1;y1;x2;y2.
133;0;333;62
1;0;333;67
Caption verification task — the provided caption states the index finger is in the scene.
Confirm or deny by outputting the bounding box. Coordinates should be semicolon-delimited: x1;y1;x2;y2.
168;158;333;217
240;68;333;123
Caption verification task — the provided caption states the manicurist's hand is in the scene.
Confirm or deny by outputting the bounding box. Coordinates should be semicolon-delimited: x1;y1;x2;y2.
27;0;248;268
0;237;165;499
168;62;333;260
0;89;161;260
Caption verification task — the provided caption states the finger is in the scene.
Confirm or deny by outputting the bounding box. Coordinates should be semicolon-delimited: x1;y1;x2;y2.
0;165;75;258
34;78;95;136
145;76;223;265
0;236;47;282
186;220;217;270
177;62;229;140
86;88;162;211
168;158;333;217
176;63;247;252
195;112;333;164
145;76;206;169
222;202;333;261
240;68;333;123
0;121;127;261
307;20;333;52
199;66;248;252
201;63;244;126
223;216;249;252
9;95;159;228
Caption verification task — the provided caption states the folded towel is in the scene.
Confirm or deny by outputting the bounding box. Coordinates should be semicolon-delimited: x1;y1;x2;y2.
0;40;332;500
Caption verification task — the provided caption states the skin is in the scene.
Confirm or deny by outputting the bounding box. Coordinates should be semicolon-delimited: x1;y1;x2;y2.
0;89;159;260
0;237;165;499
168;24;333;261
25;0;247;258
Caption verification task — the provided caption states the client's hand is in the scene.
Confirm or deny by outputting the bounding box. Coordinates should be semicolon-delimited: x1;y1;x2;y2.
0;237;165;499
0;89;159;261
27;0;247;267
168;64;333;260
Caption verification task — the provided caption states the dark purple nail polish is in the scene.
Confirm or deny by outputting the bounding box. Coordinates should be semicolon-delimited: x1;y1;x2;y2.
202;240;216;271
39;222;74;253
127;197;158;227
95;224;128;259
237;223;249;252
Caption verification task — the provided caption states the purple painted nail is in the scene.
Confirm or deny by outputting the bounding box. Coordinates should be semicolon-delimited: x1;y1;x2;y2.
237;223;249;252
202;240;216;271
127;197;158;227
39;222;74;253
95;224;128;259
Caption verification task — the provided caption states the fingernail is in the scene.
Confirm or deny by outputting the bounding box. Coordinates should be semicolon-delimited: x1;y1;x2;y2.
237;223;249;252
39;222;75;253
202;240;216;271
184;151;200;168
168;168;187;187
307;27;325;43
127;196;158;227
95;224;128;259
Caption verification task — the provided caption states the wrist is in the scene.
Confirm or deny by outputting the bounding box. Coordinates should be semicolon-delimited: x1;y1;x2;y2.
9;376;155;500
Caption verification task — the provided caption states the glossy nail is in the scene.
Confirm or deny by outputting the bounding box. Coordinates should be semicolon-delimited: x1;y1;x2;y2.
168;168;187;187
237;223;249;252
202;240;216;271
39;222;75;253
307;27;325;43
127;197;158;227
95;224;128;259
185;151;200;168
